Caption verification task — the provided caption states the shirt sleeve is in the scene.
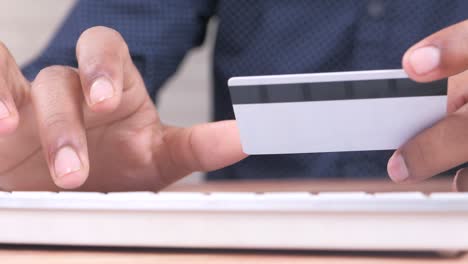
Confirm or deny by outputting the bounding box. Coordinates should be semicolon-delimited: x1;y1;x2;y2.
22;0;216;100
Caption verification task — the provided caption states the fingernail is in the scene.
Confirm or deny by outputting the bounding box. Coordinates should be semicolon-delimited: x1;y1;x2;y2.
54;146;82;178
0;101;10;119
90;77;114;105
454;169;468;192
408;46;440;75
387;152;409;182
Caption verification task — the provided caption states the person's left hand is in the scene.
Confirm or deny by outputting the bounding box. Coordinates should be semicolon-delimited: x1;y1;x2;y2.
387;20;468;191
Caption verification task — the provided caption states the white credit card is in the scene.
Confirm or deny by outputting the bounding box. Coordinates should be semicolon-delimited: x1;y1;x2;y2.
228;69;447;155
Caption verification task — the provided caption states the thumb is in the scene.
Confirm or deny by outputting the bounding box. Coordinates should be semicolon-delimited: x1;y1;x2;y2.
157;120;247;182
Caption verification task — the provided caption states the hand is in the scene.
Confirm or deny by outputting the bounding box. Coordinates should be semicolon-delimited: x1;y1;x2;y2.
387;20;468;191
0;26;247;191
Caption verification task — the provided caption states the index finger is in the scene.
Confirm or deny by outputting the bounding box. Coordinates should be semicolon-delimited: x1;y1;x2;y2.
402;20;468;82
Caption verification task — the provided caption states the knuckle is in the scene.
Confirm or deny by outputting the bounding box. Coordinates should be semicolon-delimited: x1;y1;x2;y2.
79;55;113;77
188;128;210;172
34;66;76;87
43;112;72;131
409;139;432;174
37;65;72;78
32;66;80;99
404;120;456;179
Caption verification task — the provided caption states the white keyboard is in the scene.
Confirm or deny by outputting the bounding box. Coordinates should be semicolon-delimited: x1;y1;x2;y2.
1;191;468;251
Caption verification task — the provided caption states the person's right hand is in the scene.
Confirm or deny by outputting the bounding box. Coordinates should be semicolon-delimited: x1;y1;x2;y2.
0;26;246;192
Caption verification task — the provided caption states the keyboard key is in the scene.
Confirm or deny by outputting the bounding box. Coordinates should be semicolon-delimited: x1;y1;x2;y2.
374;192;427;199
106;192;156;198
430;192;468;200
0;192;11;198
157;192;208;200
261;192;313;200
57;192;104;199
316;192;370;199
208;192;258;200
11;192;57;198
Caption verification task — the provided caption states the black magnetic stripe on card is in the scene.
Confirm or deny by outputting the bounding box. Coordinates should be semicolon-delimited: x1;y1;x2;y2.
229;78;447;104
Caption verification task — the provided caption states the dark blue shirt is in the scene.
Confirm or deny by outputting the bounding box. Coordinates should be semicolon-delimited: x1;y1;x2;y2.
22;0;468;180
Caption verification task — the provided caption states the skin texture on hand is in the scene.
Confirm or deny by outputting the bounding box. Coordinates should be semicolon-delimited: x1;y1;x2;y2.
0;26;247;192
5;21;468;192
387;20;468;191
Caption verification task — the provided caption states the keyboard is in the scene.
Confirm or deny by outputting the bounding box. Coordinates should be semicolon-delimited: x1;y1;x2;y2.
1;191;468;251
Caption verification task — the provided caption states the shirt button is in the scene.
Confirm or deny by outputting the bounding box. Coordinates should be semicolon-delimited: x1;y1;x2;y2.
367;0;385;18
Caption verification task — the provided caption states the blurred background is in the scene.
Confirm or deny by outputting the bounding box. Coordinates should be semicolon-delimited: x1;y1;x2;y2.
0;0;215;183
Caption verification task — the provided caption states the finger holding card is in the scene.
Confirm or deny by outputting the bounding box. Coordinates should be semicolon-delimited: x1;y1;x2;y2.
388;20;468;186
